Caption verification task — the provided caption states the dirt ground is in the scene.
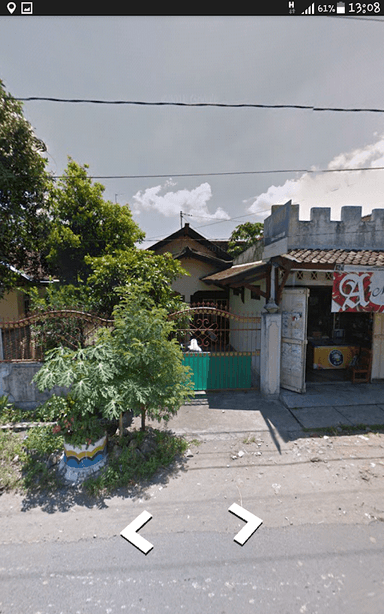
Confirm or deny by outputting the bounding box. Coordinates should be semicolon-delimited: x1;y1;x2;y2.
1;421;384;545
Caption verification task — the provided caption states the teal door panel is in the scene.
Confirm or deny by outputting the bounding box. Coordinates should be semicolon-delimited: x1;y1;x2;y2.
183;352;252;390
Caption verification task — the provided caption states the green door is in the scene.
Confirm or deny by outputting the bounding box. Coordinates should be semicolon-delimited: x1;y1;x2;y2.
183;352;252;390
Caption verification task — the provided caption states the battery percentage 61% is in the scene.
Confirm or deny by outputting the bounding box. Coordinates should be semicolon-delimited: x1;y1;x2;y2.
317;4;337;10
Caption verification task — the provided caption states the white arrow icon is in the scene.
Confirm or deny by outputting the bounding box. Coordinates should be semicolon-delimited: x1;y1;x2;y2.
120;510;154;554
228;503;263;545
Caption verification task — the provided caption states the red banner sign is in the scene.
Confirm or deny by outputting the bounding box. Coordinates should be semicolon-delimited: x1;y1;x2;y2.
332;271;384;312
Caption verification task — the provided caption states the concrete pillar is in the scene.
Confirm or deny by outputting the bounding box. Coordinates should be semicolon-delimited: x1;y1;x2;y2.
260;307;281;397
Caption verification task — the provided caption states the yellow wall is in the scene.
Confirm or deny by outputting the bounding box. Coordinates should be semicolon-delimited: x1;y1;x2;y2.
172;258;225;303
0;290;25;321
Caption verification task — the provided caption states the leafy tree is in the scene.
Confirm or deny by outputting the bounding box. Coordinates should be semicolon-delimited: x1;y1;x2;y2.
45;158;145;284
85;248;189;316
227;221;264;258
21;245;188;323
0;80;50;296
110;292;194;431
33;292;194;438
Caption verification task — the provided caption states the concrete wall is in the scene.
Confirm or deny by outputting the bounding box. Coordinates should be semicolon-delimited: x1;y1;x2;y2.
228;282;266;387
233;241;264;265
171;258;226;303
0;362;68;411
264;204;384;258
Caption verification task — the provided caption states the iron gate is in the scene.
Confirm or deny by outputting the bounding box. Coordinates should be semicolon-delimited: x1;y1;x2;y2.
169;303;261;390
0;310;114;361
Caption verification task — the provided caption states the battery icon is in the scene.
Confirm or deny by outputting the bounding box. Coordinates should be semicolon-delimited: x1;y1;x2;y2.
337;2;345;12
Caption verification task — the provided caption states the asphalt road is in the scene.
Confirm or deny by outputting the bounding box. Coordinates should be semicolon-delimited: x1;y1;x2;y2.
2;393;384;613
1;522;384;614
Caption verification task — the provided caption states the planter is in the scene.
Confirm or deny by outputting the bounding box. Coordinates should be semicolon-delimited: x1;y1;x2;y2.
59;434;108;483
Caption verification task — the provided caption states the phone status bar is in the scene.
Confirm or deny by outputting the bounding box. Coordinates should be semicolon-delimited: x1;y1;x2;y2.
1;2;384;16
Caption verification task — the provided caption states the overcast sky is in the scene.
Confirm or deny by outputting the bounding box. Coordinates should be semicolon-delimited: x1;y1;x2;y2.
2;15;384;246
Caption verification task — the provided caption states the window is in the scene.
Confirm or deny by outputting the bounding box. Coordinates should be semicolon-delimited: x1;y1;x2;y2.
251;286;261;301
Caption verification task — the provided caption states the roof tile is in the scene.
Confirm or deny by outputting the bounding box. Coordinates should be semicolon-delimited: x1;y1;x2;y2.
287;248;384;266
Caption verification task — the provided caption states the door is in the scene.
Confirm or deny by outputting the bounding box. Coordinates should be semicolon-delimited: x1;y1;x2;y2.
280;287;309;393
372;313;384;380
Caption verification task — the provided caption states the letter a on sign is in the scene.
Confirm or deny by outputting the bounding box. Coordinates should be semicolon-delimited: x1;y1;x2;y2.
332;272;370;312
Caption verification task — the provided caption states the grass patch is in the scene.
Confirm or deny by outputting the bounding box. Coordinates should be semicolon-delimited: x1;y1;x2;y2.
187;438;203;447
0;396;189;497
0;395;56;426
243;435;257;444
83;428;188;497
22;425;64;492
0;431;26;491
0;396;30;425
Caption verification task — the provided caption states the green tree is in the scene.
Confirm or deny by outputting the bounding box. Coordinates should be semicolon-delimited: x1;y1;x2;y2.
45;158;145;284
0;80;50;296
21;246;188;321
227;221;264;259
85;248;188;317
110;293;194;431
33;292;194;436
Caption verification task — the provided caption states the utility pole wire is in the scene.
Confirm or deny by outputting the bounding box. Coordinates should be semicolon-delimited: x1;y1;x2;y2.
50;166;384;181
15;97;384;114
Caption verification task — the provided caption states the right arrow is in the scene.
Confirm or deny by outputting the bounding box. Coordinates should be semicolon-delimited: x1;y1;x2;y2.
228;503;263;546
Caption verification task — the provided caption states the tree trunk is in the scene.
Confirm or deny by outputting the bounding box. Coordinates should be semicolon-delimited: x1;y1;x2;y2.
140;405;146;432
119;411;123;440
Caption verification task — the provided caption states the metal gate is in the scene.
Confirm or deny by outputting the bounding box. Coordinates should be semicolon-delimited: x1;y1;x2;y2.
169;303;260;390
0;310;114;361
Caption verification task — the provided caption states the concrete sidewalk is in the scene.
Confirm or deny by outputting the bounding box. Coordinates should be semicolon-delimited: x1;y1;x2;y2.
280;381;384;430
142;384;384;441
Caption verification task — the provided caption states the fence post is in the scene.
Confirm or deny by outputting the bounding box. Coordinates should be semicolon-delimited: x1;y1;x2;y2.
0;328;3;361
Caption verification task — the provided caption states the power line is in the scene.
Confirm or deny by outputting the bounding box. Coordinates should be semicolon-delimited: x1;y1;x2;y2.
51;166;384;180
16;97;384;114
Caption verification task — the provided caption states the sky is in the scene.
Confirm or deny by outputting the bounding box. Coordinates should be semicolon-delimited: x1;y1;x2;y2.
2;15;384;247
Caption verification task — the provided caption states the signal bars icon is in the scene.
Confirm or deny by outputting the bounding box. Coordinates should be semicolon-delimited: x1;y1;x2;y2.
302;2;315;13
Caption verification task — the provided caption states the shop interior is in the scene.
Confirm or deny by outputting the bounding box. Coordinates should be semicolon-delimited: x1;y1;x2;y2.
306;287;373;383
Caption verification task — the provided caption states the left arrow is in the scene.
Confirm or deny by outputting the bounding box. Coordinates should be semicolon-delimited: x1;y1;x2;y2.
120;510;154;554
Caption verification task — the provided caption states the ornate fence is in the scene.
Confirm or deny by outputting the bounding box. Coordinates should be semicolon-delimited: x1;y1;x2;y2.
0;310;114;362
169;302;261;390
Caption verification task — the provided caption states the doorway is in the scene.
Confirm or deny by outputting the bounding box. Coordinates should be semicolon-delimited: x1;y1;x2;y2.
306;287;373;384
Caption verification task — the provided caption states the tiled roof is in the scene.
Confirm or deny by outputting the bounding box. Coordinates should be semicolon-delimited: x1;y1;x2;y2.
204;249;384;286
173;246;230;268
202;261;265;282
286;249;384;266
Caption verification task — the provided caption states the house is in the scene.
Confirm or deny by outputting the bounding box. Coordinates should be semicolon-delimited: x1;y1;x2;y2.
0;261;54;322
148;222;234;306
203;201;384;395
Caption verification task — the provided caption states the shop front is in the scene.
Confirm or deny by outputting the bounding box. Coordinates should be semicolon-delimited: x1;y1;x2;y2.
203;246;384;395
280;268;384;390
306;285;372;383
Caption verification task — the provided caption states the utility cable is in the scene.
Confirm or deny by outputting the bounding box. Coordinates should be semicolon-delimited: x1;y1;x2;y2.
51;166;384;180
16;97;384;114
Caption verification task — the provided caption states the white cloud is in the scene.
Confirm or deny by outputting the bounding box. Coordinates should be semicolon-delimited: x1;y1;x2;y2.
132;181;230;222
248;134;384;221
